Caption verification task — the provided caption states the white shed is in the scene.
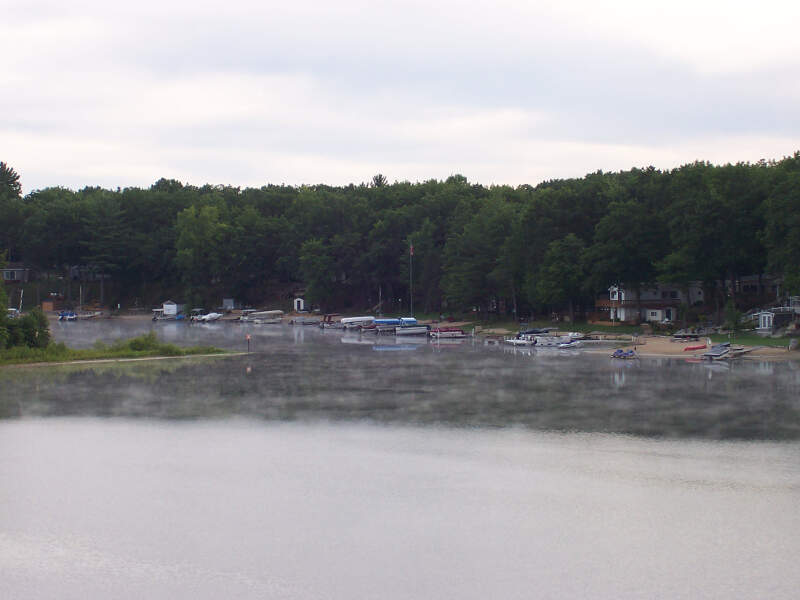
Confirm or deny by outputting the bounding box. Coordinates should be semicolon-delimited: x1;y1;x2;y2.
162;300;183;316
293;297;305;312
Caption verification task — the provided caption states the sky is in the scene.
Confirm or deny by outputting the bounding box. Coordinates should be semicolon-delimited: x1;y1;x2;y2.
2;0;800;194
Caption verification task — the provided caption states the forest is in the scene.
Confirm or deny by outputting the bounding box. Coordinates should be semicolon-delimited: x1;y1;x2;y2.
1;155;799;320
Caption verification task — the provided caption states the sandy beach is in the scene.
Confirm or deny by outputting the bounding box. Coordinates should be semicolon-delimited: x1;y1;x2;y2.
584;334;792;360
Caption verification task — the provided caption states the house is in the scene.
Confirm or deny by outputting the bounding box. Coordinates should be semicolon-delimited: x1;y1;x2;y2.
593;283;704;324
756;309;796;336
2;262;32;283
755;297;800;335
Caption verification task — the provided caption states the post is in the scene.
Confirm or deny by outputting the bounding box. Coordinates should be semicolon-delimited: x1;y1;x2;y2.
409;242;414;317
246;334;251;354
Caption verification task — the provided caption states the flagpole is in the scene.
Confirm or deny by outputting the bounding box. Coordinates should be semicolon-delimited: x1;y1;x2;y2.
409;242;413;317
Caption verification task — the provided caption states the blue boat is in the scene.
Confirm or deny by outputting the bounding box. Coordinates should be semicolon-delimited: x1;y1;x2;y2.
611;348;639;360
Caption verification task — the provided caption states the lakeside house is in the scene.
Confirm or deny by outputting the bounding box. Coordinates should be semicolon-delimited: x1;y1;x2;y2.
592;283;704;324
755;297;800;335
2;262;33;283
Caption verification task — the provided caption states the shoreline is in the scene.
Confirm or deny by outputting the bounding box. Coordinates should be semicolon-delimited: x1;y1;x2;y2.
44;313;798;362
581;335;794;361
0;352;247;370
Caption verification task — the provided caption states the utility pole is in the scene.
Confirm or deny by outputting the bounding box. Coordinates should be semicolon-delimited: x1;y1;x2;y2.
409;242;414;317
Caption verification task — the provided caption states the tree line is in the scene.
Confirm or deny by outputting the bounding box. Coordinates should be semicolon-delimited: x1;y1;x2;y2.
1;155;799;320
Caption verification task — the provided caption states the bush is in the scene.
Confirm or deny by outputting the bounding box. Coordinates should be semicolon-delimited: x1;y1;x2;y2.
5;308;50;349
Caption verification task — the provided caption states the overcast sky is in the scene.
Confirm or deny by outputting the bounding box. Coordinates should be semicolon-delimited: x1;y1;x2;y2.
3;0;799;193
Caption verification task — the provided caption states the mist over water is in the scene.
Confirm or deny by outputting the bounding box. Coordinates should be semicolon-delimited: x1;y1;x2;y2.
2;321;800;599
5;320;800;440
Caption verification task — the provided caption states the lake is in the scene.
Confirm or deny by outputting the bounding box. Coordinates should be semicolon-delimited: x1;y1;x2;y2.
1;320;799;599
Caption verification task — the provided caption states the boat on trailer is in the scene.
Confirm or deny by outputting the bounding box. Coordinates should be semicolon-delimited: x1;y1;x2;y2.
373;318;402;334
395;317;429;336
340;316;375;330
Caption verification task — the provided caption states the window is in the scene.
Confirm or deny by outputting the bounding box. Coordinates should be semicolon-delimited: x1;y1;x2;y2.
650;311;657;317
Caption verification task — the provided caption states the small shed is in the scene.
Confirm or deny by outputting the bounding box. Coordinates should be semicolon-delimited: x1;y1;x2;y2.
756;309;795;335
293;297;305;312
162;300;184;316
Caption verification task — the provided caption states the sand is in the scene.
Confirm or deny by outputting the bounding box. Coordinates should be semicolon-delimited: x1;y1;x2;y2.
588;335;791;359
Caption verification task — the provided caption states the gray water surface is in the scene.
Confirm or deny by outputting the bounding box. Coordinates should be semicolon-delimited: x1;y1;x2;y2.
2;321;799;599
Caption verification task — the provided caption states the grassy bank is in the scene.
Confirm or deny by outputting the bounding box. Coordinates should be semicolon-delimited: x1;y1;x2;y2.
0;332;225;366
709;332;795;348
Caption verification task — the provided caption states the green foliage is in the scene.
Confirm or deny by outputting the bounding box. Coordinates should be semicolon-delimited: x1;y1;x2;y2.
3;307;50;349
535;234;587;313
2;153;800;320
0;252;7;348
0;332;223;365
723;299;743;332
0;161;22;199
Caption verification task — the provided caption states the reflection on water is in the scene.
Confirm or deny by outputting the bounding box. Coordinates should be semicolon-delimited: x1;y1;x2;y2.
3;322;800;599
1;420;799;600
2;321;799;440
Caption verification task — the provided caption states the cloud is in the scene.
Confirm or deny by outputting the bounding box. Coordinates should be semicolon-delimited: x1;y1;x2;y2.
2;1;799;193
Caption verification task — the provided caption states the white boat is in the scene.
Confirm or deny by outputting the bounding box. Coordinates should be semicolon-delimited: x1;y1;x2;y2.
429;327;468;339
504;337;535;346
396;326;429;336
340;316;375;330
197;312;223;322
241;310;284;324
395;317;429;336
534;335;581;349
291;315;321;326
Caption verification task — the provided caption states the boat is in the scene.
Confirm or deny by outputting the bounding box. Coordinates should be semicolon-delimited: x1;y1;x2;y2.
534;335;581;348
373;318;401;334
395;317;429;336
196;312;222;323
518;327;554;336
557;338;582;349
683;343;708;352
319;314;344;329
504;336;535;346
290;315;320;326
340;316;375;330
702;342;730;360
429;327;468;339
241;310;284;324
58;310;78;321
611;348;639;360
76;310;102;319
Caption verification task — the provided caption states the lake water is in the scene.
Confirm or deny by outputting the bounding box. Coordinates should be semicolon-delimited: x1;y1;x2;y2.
2;320;799;599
